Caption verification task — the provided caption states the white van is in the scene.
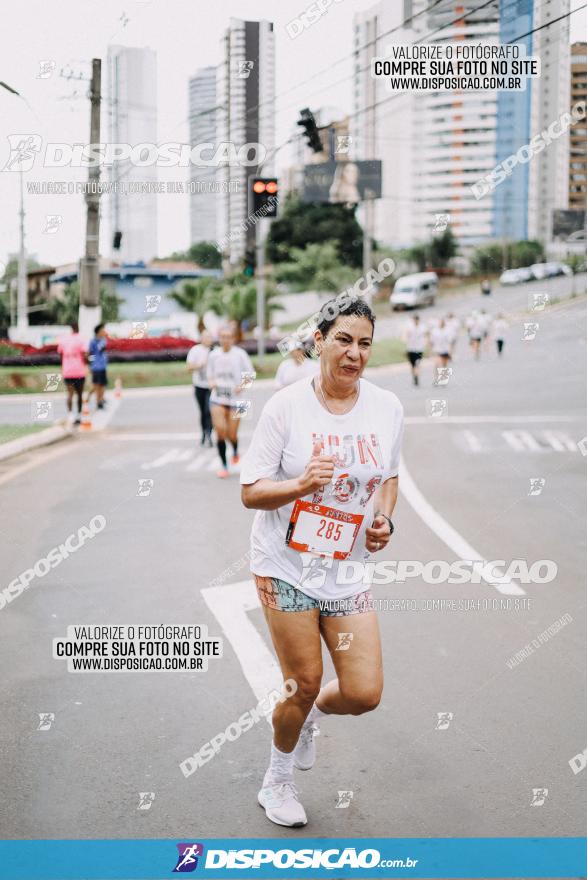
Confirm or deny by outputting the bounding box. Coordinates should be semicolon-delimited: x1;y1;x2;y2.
390;272;438;310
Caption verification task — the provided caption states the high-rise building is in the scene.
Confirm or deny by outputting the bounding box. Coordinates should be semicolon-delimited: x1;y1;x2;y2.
569;42;587;211
526;0;570;243
217;18;275;266
352;0;570;249
189;66;218;245
107;45;158;263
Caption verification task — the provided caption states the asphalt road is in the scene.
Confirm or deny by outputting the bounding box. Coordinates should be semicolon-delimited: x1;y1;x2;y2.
0;291;586;847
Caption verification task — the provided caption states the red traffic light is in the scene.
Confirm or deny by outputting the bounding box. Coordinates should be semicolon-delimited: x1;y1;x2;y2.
265;181;278;194
253;180;266;193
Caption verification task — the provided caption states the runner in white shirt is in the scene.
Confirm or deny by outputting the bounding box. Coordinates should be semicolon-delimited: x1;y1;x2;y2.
468;311;484;360
275;344;319;389
429;318;452;371
207;326;254;478
240;297;404;827
445;313;460;357
402;314;428;386
493;313;508;357
186;330;213;447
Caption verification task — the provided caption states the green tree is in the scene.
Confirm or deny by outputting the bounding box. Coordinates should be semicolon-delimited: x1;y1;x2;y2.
43;282;123;325
508;239;544;268
267;193;363;267
169;277;218;329
156;241;222;268
428;227;458;268
274;242;357;292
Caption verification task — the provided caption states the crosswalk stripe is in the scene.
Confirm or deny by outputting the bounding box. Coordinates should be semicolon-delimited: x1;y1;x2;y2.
502;430;543;452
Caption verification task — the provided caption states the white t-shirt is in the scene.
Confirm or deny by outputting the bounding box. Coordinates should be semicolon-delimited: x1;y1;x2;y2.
468;317;484;339
186;343;210;388
207;346;254;406
445;318;460;343
240;376;404;601
404;323;427;353
493;318;507;339
275;356;319;389
430;326;452;355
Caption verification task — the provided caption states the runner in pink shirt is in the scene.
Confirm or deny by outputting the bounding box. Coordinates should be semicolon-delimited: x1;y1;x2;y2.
57;322;88;425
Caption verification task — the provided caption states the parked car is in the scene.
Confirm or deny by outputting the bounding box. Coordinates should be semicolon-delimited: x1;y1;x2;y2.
516;266;534;282
499;269;522;286
530;263;550;280
390;272;438;310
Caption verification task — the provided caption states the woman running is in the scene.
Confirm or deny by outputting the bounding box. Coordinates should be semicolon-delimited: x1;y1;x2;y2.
240;297;404;827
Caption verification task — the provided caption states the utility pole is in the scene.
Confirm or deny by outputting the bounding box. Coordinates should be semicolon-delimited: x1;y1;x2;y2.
362;189;375;307
16;164;28;335
79;58;102;337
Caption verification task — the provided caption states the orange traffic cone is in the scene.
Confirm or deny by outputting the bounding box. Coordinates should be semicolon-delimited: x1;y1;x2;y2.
80;401;92;431
114;377;122;399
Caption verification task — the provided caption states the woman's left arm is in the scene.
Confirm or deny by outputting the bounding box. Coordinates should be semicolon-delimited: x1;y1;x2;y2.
365;476;399;552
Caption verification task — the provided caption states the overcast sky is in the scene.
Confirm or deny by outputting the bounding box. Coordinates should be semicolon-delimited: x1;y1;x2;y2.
1;0;586;271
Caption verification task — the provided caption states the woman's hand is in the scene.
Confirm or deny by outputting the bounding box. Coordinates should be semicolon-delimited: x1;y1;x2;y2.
365;514;392;553
297;440;335;496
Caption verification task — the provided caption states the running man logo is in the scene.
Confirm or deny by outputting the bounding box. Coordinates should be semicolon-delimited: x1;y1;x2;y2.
2;134;43;172
237;60;254;79
32;401;53;421
131;321;148;339
529;293;549;312
37;712;55;731
37;60;56;79
240;371;256;389
434;367;453;387
530;787;548;806
173;843;204;873
528;478;546;497
232;400;251;420
335;790;354;808
298;554;333;590
433;212;450;232
426;398;447;418
145;294;162;313
43;214;62;234
435;712;454;730
578;437;587;457
137;792;155;810
523;322;539;341
44;373;61;391
137;479;154;497
335;135;352;154
336;632;353;651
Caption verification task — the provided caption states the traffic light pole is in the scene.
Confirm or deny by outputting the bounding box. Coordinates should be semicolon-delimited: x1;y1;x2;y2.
255;218;266;362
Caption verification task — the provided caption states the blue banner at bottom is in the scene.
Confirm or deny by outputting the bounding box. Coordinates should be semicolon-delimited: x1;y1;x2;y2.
0;837;586;879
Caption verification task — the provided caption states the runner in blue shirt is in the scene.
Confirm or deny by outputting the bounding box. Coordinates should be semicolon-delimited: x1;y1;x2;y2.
88;323;108;409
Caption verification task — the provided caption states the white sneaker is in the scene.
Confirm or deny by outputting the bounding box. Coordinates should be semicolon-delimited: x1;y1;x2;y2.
258;780;307;827
293;719;319;771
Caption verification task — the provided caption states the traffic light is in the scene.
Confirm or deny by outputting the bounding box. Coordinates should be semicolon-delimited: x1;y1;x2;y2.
297;108;323;154
112;230;122;250
250;178;279;217
244;248;256;277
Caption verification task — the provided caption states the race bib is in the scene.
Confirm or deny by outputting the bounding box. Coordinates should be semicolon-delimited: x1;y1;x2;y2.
286;500;363;560
215;384;232;399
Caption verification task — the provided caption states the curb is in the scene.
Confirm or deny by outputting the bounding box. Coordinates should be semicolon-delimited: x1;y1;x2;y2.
0;425;71;463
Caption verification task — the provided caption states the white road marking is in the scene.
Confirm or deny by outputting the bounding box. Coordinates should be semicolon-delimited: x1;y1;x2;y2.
185;453;209;472
104;433;198;441
399;454;525;596
502;430;542;452
461;430;483;452
541;430;578;452
405;415;578;425
201;580;279;724
140;448;193;469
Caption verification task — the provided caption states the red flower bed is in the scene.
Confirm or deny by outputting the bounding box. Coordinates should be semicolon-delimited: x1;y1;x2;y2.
0;335;196;355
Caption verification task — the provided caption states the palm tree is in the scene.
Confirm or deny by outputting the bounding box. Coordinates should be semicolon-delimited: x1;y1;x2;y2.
168;277;217;331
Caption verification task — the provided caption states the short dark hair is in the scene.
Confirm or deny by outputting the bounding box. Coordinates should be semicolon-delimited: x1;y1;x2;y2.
94;323;104;334
316;296;375;340
69;321;79;333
